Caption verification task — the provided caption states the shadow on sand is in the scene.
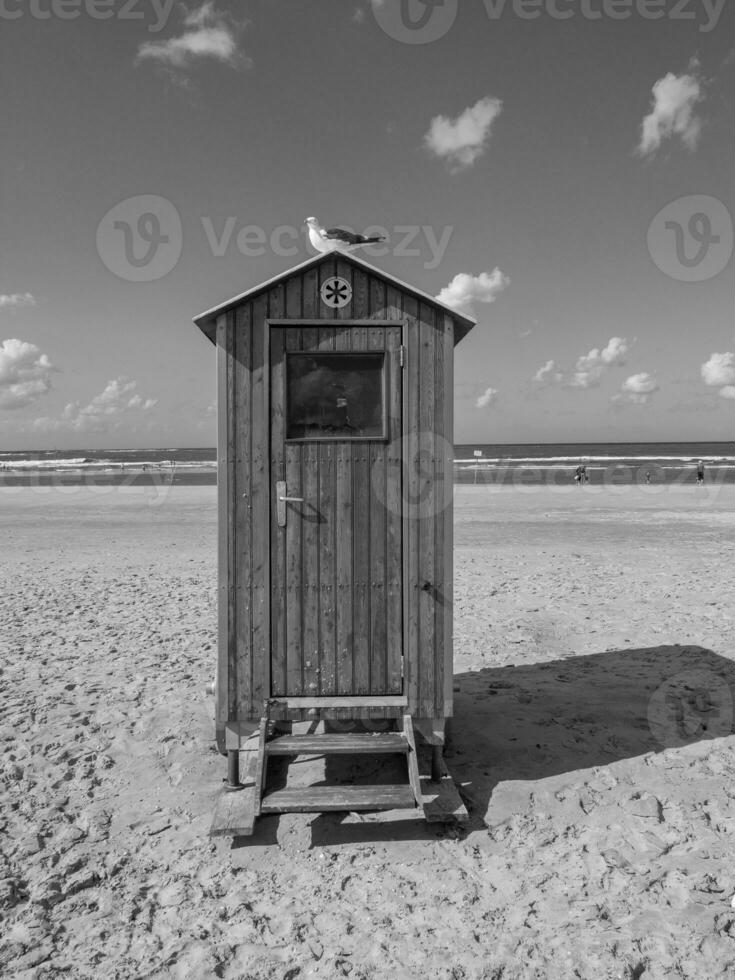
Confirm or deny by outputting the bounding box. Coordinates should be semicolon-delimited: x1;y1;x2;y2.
231;644;735;851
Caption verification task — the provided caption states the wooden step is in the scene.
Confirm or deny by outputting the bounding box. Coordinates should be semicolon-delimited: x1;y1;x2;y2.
261;784;416;813
265;733;408;756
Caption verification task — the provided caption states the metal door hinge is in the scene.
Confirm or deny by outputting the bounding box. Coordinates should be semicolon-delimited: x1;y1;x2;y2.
398;345;405;368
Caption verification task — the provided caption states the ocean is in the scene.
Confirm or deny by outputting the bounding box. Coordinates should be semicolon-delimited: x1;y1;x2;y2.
453;442;735;486
0;448;217;488
0;443;733;487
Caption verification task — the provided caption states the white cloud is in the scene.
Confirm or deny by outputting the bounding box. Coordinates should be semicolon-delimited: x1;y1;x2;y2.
33;377;157;434
600;337;629;365
638;63;704;157
533;339;630;390
533;359;562;385
184;1;218;28
476;387;498;409
570;370;600;390
435;268;509;317
614;372;660;405
0;293;36;310
424;96;503;171
0;338;55;409
622;373;659;395
570;337;629;388
719;386;735;400
137;3;247;70
701;351;735;388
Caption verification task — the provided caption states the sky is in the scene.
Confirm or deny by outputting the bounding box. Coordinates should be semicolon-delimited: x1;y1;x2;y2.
1;0;734;449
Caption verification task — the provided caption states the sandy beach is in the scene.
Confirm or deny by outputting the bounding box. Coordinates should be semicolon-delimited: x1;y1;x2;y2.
2;482;735;979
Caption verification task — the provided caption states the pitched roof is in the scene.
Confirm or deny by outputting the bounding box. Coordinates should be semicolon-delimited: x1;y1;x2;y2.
192;250;477;344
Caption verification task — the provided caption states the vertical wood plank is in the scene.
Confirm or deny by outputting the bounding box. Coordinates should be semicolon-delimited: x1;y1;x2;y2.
352;268;369;319
301;325;320;695
386;283;402;321
216;313;233;736
269;282;286;320
335;257;353;322
285;326;303;695
335;439;353;695
300;439;320;694
351;324;370;695
269;327;286;696
368;275;386;320
317;325;337;694
442;314;455;717
403;293;420;712
368;325;387;694
302;265;319;319
367;273;395;695
385;292;404;696
286;273;302;320
279;276;303;694
318;256;338;319
432;311;448;720
234;304;253;720
418;302;437;715
260;285;285;703
318;438;337;694
250;294;269;709
334;323;353;695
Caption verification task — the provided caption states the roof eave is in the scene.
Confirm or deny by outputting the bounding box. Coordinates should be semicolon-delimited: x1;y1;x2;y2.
193;251;477;344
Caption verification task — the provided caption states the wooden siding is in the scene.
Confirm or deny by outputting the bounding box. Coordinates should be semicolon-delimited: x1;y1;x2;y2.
216;255;457;729
216;314;232;750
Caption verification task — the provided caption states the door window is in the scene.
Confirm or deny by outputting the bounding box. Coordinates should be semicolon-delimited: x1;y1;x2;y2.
285;352;387;440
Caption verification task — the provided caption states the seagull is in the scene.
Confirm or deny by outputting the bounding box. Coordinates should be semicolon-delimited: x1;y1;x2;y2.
305;217;387;253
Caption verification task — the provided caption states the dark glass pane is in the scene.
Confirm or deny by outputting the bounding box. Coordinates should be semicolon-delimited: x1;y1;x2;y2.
286;352;385;439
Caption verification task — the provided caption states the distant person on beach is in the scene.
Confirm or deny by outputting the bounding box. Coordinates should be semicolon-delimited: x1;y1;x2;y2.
574;463;588;485
696;460;705;485
645;470;652;484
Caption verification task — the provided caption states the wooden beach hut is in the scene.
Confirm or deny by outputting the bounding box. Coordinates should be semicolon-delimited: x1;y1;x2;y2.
193;250;475;835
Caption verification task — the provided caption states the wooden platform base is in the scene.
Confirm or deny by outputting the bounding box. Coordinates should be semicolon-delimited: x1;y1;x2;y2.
210;712;468;838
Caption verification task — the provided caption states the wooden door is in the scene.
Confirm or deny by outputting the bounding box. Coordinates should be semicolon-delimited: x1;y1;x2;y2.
269;323;403;698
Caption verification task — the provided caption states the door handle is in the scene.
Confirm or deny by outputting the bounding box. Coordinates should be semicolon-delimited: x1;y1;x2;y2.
276;480;304;526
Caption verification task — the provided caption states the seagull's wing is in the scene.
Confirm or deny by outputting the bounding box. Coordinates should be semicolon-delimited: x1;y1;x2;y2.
324;227;364;245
